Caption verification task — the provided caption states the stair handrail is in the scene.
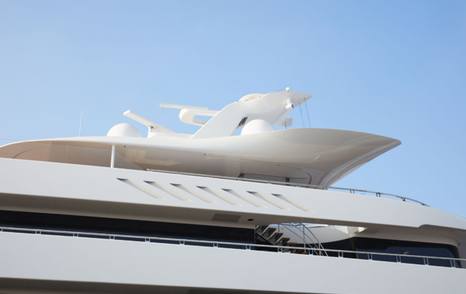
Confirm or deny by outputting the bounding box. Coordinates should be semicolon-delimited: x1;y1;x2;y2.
301;224;328;256
277;223;327;255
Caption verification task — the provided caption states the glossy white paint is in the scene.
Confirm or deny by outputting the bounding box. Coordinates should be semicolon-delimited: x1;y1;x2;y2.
0;158;464;236
193;90;310;138
0;89;401;187
0;128;399;187
106;123;141;138
241;119;274;135
0;232;464;294
0;89;465;293
123;110;174;135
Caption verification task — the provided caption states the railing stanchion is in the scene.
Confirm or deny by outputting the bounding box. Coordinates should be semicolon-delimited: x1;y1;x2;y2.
110;144;116;168
2;225;464;269
148;169;427;206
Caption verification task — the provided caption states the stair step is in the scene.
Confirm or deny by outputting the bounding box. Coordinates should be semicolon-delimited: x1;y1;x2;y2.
270;232;283;242
263;227;277;237
279;237;290;245
257;225;268;232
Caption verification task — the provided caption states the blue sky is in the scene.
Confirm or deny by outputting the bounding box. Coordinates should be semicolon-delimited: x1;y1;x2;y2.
1;0;465;216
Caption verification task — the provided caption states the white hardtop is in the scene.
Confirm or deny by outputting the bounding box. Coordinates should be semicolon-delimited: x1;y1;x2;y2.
0;89;400;187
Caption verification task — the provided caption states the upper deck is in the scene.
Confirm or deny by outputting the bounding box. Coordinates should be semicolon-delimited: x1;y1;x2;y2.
0;156;463;233
0;89;401;188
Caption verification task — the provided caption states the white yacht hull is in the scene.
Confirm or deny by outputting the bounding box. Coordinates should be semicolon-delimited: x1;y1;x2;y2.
0;158;465;293
0;231;464;294
1;89;464;293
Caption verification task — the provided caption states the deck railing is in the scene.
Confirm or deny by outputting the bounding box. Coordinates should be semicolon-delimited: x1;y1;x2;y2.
328;186;428;206
1;226;462;268
147;169;428;206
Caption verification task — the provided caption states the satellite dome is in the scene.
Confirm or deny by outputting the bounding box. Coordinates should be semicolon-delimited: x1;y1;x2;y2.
107;123;141;137
241;119;273;135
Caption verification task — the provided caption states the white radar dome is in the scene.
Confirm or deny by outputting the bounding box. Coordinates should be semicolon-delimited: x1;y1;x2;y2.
107;123;141;137
241;119;273;135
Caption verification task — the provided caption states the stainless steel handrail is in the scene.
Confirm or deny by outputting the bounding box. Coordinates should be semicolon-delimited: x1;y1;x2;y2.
146;169;428;206
277;224;327;256
329;186;428;206
1;226;462;268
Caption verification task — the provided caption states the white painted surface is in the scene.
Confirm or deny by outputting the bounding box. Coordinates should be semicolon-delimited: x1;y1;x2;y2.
0;232;464;293
193;90;309;138
0;158;464;233
241;119;274;135
106;123;141;138
0;128;400;187
0;88;463;293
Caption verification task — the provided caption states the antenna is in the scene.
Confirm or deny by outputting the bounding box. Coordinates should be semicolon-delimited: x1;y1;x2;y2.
123;110;173;136
78;112;84;136
304;100;311;127
298;103;304;128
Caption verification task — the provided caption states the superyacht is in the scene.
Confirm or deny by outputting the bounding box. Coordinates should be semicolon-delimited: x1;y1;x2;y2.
0;89;465;293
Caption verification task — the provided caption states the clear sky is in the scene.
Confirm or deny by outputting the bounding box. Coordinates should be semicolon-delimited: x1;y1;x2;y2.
1;0;465;216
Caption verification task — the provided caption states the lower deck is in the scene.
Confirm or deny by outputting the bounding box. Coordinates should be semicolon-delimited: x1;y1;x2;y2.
1;158;466;292
0;210;463;269
0;227;464;294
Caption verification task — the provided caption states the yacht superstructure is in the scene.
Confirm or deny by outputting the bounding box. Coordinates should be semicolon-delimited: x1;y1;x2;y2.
0;89;465;293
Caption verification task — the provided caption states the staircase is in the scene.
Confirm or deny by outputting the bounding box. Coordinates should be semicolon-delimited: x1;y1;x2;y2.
255;224;327;256
255;225;290;246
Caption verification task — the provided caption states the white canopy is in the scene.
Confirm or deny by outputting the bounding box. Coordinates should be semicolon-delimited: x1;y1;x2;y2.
0;128;400;187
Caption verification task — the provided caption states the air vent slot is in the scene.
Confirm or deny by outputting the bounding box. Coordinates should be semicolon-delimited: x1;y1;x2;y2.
222;188;261;207
170;183;210;203
247;191;285;209
271;193;308;211
117;178;160;200
144;181;188;202
197;186;236;205
212;213;241;223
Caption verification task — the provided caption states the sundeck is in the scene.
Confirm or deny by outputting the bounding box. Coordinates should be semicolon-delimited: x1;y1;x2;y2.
0;89;399;187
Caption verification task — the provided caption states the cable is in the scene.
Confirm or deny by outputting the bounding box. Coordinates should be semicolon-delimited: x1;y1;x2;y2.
298;103;305;128
304;101;311;128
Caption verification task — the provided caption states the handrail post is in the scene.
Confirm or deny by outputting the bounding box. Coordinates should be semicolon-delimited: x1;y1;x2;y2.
110;145;116;168
4;225;465;268
302;224;306;249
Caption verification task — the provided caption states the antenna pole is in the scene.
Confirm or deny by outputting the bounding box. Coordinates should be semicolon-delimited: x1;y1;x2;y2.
304;101;311;128
299;104;304;128
78;112;84;136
